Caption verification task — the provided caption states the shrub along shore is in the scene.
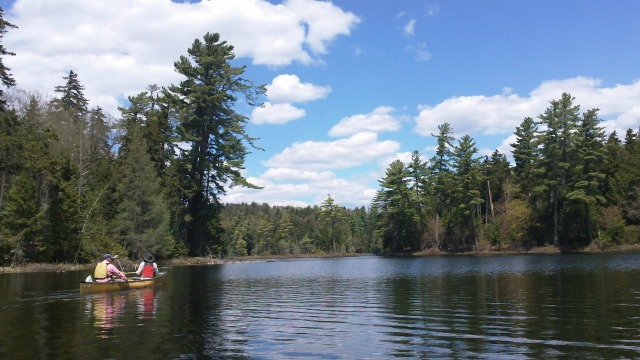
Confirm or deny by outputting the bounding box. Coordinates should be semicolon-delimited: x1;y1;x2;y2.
3;244;640;274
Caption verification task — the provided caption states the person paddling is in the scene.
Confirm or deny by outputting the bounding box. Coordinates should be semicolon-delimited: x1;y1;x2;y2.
136;253;159;278
93;254;128;282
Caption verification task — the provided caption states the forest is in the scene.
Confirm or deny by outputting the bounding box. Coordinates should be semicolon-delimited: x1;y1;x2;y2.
0;9;639;266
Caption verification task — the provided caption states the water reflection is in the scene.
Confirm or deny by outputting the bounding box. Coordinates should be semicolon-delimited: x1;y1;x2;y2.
136;288;157;320
85;294;126;338
2;254;640;359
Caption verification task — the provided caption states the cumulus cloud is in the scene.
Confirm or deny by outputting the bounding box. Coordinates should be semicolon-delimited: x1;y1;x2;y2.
329;106;401;137
252;102;306;125
3;0;359;115
265;132;401;170
262;168;336;182
414;77;640;138
222;175;377;208
266;74;331;103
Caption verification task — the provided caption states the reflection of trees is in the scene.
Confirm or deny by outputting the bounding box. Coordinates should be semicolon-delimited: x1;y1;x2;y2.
166;266;240;358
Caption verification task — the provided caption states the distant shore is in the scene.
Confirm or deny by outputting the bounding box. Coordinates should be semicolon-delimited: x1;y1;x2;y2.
3;244;640;274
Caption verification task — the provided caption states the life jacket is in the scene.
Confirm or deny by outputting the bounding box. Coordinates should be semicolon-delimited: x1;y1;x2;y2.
141;262;155;277
94;262;108;279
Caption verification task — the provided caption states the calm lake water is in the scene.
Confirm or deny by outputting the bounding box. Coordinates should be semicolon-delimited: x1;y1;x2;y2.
1;253;640;359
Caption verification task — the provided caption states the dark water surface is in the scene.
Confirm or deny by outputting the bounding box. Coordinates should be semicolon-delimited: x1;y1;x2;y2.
1;253;640;359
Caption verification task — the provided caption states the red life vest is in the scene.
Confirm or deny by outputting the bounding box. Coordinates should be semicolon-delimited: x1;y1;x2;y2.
142;263;155;277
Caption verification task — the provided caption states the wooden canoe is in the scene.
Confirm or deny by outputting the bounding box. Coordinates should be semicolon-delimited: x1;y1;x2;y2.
80;272;167;295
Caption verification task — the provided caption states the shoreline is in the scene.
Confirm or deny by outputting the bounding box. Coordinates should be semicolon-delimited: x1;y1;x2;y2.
3;244;640;274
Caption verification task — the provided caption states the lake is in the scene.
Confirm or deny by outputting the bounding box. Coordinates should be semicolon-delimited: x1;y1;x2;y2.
1;253;639;359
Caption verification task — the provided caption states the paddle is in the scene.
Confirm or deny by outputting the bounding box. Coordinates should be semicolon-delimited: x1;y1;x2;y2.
113;255;131;287
114;255;125;272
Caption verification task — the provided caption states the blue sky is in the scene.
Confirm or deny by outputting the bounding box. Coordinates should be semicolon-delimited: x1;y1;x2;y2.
1;0;639;208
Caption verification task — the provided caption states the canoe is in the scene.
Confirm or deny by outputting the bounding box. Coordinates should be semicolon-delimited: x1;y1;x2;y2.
80;272;167;295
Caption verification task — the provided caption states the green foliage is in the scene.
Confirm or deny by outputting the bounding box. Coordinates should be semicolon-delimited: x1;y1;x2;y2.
596;206;626;246
0;21;638;264
0;7;16;109
448;134;483;249
216;203;377;256
372;160;421;252
319;195;349;253
167;32;265;256
112;126;172;259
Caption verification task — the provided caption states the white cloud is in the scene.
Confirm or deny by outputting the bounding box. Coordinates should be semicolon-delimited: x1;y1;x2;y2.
265;132;401;171
329;106;401;137
414;77;640;139
3;0;359;116
403;19;416;37
262;168;336;182
252;102;306;125
222;174;377;208
266;74;331;103
426;4;441;16
406;42;431;62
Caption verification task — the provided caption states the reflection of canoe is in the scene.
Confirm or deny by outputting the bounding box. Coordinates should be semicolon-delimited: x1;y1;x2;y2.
80;272;167;295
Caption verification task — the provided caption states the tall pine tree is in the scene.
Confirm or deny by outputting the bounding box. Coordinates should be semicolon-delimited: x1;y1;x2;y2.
168;33;265;256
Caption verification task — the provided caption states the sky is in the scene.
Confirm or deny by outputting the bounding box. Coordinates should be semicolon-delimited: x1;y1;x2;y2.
1;0;639;208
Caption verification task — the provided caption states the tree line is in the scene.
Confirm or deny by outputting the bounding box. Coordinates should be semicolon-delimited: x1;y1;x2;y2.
0;9;265;265
1;8;638;265
217;97;639;257
371;94;639;253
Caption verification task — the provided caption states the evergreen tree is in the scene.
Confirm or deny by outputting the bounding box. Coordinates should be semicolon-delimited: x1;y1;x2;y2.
450;135;483;248
51;70;89;119
274;211;294;255
566;108;606;244
255;219;274;255
428;123;455;249
48;71;91;219
86;106;111;164
511;117;538;198
0;7;17;110
112;126;172;258
617;128;640;225
0;109;19;210
602;132;622;205
168;32;265;256
535;93;580;247
372;160;419;252
319;195;347;253
483;150;510;220
406;151;430;247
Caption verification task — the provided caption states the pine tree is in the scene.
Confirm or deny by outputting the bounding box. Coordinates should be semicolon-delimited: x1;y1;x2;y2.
428;123;455;249
168;33;265;256
0;7;17;110
535;93;580;247
617;128;640;224
511;117;538;198
112;126;172;258
601;132;622;205
407;150;430;247
481;150;510;223
450;135;483;248
372;160;419;252
320;195;347;253
51;70;89;119
566;108;606;244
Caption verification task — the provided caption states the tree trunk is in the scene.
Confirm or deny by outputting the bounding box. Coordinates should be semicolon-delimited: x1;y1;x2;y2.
552;190;559;247
487;180;495;221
